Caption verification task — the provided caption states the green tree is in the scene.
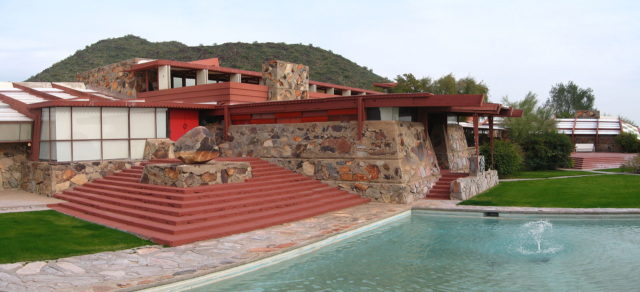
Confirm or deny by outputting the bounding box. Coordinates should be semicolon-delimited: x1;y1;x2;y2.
502;92;557;143
545;81;596;118
391;73;432;93
391;73;489;99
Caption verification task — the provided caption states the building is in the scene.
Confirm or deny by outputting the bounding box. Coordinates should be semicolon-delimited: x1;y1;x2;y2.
0;58;520;203
556;110;640;152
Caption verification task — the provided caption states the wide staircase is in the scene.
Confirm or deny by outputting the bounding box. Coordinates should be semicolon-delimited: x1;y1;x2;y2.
424;170;467;200
49;157;369;246
570;153;635;170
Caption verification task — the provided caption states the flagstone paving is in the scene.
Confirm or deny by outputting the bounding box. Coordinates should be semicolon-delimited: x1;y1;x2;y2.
0;202;409;292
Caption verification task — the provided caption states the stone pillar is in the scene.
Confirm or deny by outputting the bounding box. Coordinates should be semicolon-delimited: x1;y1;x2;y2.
262;60;309;101
326;88;335;95
342;89;352;96
230;73;241;83
196;69;208;85
158;65;171;90
309;84;317;92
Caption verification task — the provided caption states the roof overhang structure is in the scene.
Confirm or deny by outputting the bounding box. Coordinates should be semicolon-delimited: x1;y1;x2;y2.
128;59;381;95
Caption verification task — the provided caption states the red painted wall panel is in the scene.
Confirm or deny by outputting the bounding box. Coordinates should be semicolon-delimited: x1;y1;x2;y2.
169;109;200;141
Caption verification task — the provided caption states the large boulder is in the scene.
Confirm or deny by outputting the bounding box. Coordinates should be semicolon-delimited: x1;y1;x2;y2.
174;126;220;164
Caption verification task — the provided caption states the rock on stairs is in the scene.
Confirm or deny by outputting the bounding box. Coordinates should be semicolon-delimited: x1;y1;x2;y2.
48;157;369;246
424;170;467;200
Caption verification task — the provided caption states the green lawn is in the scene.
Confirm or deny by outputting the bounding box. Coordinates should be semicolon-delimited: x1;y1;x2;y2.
460;174;640;208
502;169;594;179
0;210;151;263
596;167;635;173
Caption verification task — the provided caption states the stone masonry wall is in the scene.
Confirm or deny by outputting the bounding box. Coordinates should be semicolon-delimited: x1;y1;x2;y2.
0;143;28;190
450;169;499;200
261;60;309;101
218;121;440;203
445;124;473;173
141;162;251;188
21;160;134;196
76;58;148;98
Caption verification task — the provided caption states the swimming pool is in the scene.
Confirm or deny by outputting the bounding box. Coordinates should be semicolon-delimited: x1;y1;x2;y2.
167;211;640;291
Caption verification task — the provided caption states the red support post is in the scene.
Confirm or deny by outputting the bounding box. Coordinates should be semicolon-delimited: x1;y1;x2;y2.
30;113;42;161
357;96;364;140
473;114;479;155
223;105;230;141
489;116;494;169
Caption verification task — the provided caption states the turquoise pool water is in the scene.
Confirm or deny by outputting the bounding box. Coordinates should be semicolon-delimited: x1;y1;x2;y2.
190;212;640;291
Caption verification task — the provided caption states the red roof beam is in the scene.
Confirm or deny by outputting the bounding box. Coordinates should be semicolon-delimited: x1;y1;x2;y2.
27;100;218;110
0;93;37;120
11;83;61;101
51;83;112;101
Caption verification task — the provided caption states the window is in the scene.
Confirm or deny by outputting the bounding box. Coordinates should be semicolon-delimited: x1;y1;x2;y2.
39;107;168;162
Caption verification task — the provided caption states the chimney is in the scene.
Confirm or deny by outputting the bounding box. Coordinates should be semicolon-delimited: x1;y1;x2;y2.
261;60;309;101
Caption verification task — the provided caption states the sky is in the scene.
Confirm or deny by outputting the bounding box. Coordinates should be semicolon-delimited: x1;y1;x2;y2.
0;0;638;122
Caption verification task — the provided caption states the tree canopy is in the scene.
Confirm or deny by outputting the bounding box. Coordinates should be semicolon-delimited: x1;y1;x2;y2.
390;73;489;99
502;92;557;143
545;81;596;118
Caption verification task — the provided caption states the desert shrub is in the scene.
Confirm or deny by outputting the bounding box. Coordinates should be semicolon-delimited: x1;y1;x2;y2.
624;155;640;173
480;140;523;177
615;132;640;153
519;132;573;170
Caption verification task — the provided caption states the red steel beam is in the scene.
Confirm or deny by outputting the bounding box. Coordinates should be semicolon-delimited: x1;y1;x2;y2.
223;105;230;141
489;116;494;169
30;114;42;161
473;114;480;155
51;83;112;101
357;96;364;140
0;93;37;120
12;83;61;101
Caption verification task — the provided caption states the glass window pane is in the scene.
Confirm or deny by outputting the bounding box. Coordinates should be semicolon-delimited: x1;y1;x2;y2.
72;141;101;161
0;124;20;141
102;108;129;139
39;142;50;160
54;141;71;162
19;123;32;141
156;108;167;138
41;108;49;140
52;107;71;140
130;108;155;139
130;140;146;159
103;140;129;160
72;107;100;139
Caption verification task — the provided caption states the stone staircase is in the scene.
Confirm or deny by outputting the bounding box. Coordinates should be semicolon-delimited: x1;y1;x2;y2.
49;157;369;246
424;170;467;200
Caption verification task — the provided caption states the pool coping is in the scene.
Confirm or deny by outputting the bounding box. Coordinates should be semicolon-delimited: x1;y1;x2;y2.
412;199;640;215
139;211;412;291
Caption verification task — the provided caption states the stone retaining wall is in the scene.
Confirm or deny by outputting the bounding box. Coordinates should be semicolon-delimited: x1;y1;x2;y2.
21;160;134;196
0;143;28;190
218;121;440;203
450;170;498;200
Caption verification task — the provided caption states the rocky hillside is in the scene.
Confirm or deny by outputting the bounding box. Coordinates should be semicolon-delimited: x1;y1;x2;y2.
27;35;388;89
